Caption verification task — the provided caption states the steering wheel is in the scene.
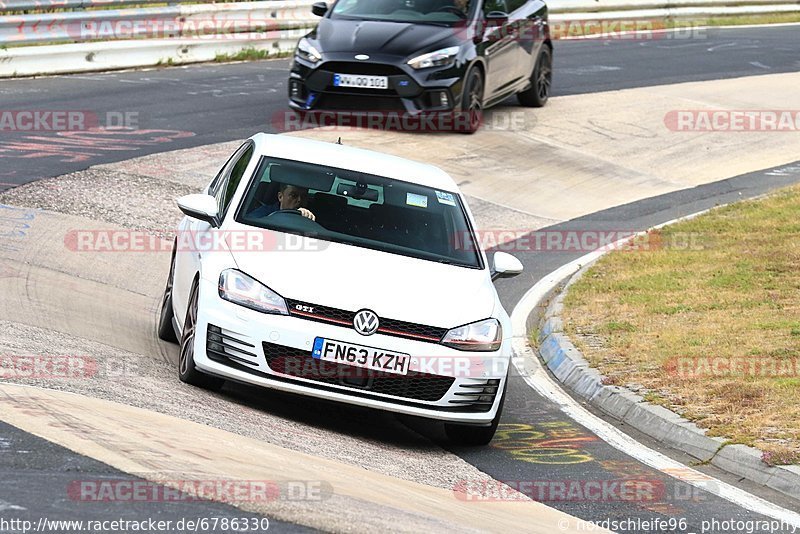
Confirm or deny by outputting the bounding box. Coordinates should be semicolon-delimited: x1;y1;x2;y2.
267;209;305;217
434;5;466;17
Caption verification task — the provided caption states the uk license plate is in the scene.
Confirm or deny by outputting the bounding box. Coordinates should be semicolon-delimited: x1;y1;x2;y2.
333;73;389;90
312;337;410;376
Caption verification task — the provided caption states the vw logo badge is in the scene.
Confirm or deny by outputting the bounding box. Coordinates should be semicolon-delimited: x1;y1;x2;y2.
353;309;379;336
355;54;370;61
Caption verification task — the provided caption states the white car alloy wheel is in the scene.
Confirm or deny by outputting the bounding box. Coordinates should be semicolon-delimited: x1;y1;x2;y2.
178;280;224;391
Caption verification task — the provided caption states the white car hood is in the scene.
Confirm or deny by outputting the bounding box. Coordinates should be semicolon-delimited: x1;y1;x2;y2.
227;231;495;329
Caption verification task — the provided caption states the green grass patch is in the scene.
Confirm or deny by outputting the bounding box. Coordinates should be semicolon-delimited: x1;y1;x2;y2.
214;47;292;62
563;184;800;465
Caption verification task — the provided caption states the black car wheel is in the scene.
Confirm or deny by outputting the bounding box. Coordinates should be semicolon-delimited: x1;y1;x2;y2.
178;280;225;391
459;68;484;134
157;240;178;342
444;380;506;446
518;45;552;108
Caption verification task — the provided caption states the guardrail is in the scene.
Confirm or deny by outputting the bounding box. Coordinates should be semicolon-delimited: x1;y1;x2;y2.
1;1;317;44
0;0;797;77
0;0;187;12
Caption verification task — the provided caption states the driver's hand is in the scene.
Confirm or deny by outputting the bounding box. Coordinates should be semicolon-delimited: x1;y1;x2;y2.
298;208;316;221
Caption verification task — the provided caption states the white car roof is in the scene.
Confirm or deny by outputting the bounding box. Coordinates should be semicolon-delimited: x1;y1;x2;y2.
250;133;460;193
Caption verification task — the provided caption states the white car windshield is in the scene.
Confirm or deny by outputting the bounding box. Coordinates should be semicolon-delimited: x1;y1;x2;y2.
236;157;483;269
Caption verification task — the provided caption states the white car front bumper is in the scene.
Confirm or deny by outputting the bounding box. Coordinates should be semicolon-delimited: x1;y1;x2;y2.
192;277;509;424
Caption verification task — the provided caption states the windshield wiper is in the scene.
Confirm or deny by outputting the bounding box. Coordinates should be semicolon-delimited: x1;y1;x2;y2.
436;258;478;268
414;20;451;26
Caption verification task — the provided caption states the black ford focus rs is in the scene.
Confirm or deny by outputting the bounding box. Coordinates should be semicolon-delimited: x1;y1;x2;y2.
287;0;552;133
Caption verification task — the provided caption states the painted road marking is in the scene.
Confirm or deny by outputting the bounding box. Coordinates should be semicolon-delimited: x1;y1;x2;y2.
492;423;597;465
0;500;26;511
510;209;800;528
765;163;800;177
561;66;621;76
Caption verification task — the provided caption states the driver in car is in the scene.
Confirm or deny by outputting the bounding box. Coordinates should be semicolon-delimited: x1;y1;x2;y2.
251;183;316;221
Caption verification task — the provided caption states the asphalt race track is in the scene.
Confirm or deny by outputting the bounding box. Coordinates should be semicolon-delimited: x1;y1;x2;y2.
0;25;799;189
1;23;800;534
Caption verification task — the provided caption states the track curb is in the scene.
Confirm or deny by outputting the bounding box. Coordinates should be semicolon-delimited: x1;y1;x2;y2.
534;229;800;502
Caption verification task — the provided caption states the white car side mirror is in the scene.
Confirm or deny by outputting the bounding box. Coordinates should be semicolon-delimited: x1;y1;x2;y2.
177;194;220;227
491;251;523;281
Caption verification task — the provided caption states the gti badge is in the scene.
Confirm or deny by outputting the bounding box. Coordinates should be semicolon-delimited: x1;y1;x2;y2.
353;309;379;336
355;54;370;61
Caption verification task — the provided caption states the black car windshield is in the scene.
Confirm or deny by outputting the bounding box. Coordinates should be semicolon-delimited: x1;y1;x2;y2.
236;157;482;269
330;0;475;24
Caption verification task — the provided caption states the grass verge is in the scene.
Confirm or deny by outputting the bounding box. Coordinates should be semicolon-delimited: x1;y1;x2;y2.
562;184;800;465
214;48;292;62
548;13;800;39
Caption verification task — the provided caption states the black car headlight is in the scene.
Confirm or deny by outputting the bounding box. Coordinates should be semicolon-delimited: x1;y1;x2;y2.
218;269;288;315
441;318;502;352
296;37;322;64
407;46;460;70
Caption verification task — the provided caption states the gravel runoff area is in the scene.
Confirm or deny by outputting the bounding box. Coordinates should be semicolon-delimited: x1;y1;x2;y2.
0;141;547;498
0;141;551;238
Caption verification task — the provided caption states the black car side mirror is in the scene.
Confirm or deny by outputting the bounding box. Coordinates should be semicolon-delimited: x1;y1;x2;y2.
311;2;328;16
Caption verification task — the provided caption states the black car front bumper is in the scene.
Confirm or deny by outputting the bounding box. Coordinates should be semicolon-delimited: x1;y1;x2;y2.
288;53;466;113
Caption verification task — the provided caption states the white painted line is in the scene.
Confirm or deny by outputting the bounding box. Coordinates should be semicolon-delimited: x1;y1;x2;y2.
707;41;739;52
0;500;26;511
510;210;800;527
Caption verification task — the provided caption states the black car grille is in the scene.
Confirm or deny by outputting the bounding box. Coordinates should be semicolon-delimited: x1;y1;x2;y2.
447;379;501;412
285;299;448;343
262;342;455;402
320;62;405;76
315;93;406;111
207;325;259;367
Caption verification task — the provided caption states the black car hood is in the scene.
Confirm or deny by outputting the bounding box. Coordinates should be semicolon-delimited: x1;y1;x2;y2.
315;18;458;57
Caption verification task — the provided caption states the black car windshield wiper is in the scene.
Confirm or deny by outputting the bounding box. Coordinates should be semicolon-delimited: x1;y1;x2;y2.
436;258;479;269
333;13;452;25
412;20;452;26
332;14;401;22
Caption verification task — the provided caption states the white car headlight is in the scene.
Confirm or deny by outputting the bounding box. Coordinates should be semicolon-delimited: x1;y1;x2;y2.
296;38;322;64
441;318;502;352
407;45;460;70
218;269;288;315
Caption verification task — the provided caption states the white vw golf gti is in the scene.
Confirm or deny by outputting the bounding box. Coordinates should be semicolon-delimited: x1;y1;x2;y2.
159;133;523;445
